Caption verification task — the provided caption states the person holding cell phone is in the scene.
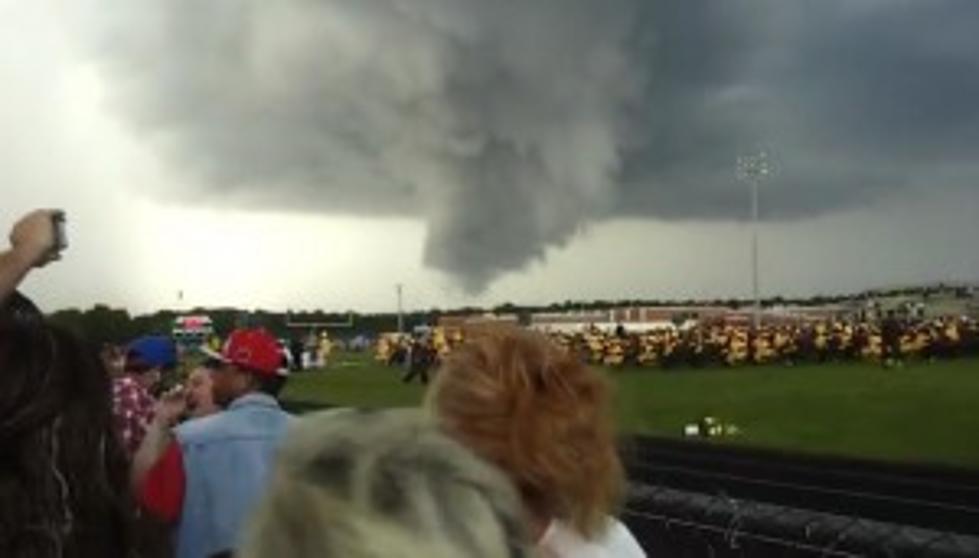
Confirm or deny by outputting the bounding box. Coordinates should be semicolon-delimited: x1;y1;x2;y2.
0;209;64;303
2;209;139;557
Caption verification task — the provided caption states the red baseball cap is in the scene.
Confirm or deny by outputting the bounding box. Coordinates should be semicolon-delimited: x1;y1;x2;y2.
202;328;286;377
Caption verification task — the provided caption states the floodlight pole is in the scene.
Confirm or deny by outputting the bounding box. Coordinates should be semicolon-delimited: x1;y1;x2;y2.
750;177;760;330
737;149;775;331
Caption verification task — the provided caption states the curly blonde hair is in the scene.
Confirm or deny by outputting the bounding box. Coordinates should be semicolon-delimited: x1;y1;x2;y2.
427;325;624;538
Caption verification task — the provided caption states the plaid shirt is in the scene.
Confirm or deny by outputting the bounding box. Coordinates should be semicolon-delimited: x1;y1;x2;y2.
112;375;155;457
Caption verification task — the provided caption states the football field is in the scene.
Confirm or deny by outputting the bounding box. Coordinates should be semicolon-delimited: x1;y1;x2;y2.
282;352;979;468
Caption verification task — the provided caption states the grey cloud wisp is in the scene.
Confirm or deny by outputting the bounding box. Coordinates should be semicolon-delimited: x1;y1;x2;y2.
95;0;979;291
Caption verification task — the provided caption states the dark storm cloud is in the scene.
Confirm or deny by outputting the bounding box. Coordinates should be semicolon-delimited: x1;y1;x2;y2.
619;0;979;220
94;0;979;289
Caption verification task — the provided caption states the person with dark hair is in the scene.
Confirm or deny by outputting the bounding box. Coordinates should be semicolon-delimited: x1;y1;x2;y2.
101;343;126;377
1;210;137;557
881;310;904;368
402;336;433;384
113;335;178;457
289;337;304;372
0;315;138;558
137;328;292;558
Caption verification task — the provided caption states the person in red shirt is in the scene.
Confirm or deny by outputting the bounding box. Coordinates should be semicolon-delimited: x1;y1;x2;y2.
136;329;291;558
129;364;221;494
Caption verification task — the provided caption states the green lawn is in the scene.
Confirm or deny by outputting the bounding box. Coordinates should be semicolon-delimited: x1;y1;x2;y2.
282;352;979;468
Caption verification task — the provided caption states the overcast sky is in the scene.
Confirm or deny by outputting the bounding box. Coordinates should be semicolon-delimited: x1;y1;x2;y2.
2;1;978;314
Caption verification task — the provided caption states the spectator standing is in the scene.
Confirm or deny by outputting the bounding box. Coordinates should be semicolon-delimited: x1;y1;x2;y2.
428;326;646;558
137;328;292;558
1;209;137;557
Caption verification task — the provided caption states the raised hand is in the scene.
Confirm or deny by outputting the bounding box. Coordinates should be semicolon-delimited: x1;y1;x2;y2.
9;209;60;268
154;384;189;427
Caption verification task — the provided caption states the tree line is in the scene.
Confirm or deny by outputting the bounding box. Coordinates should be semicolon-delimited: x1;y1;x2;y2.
46;284;974;346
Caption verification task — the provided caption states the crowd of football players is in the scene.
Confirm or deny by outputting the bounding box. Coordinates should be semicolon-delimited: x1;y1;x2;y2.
377;315;979;371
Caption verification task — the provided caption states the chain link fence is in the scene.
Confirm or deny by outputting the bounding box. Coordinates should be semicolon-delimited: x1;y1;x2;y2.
622;437;979;557
624;484;979;557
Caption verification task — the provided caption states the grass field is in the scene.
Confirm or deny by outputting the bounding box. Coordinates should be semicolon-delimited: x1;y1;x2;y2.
281;352;979;468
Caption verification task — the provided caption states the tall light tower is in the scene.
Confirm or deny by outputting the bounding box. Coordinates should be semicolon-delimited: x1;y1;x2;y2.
736;148;776;330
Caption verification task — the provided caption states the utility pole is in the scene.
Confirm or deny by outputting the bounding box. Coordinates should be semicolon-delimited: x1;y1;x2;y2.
396;283;404;334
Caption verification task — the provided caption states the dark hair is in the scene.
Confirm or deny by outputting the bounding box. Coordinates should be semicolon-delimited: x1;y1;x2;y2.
0;313;136;557
257;374;287;398
0;291;43;324
124;352;177;375
123;352;154;374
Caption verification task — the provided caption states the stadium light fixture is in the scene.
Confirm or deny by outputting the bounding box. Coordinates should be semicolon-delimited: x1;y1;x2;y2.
736;148;777;330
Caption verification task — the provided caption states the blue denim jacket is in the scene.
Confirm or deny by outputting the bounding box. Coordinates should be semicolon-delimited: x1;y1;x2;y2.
173;393;292;558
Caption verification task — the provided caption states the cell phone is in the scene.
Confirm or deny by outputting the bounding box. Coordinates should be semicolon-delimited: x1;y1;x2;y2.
52;211;68;252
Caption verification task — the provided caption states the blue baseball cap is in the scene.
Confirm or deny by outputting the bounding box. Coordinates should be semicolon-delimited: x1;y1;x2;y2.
126;336;177;371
